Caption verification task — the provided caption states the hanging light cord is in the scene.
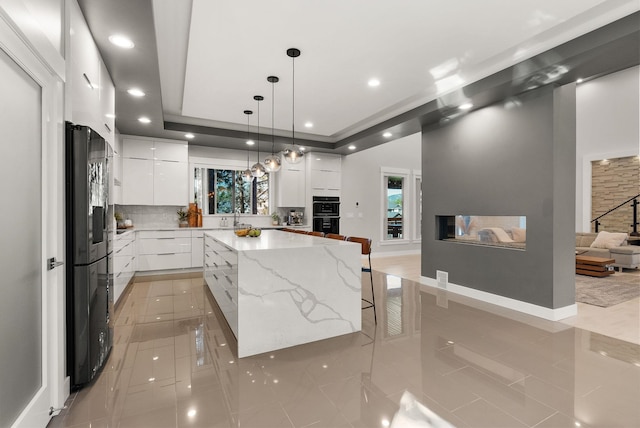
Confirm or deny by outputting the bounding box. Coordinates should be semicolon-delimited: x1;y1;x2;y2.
291;53;295;147
271;80;275;154
256;99;260;161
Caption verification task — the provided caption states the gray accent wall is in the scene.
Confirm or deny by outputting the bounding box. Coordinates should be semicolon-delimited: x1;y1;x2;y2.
421;85;576;309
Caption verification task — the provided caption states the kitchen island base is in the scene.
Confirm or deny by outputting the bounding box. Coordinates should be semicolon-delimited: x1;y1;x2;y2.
204;230;362;357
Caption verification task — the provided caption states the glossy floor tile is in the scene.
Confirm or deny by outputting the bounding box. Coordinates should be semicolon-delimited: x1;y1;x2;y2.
49;270;640;428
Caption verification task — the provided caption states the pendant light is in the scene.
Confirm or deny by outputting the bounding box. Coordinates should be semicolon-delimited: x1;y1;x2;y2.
242;110;254;182
283;48;304;164
251;95;266;178
264;75;281;172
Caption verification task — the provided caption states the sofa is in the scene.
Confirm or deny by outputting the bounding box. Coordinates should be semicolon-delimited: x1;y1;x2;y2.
576;232;640;271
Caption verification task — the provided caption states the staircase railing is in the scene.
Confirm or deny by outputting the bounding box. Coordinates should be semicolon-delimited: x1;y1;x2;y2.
591;193;640;235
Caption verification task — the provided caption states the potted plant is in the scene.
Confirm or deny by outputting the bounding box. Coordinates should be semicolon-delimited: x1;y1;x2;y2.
177;208;190;227
271;212;280;226
114;212;125;229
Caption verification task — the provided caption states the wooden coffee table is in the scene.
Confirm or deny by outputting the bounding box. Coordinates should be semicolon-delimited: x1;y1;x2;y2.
575;255;615;277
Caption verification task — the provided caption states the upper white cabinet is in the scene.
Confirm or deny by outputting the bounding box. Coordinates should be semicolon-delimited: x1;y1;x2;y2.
154;141;188;162
154;160;188;205
308;153;341;196
277;162;306;207
123;138;154;159
122;157;154;205
121;137;188;206
68;1;115;146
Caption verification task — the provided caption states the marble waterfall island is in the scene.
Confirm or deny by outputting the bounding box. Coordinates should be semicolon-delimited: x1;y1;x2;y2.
204;230;362;357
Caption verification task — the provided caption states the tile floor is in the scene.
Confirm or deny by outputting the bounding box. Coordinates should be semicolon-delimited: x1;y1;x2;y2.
48;266;640;428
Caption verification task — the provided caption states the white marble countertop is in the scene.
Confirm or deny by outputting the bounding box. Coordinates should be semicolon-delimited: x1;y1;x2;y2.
205;230;355;252
114;224;308;233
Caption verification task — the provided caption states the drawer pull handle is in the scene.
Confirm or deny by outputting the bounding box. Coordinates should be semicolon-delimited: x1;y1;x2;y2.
225;261;232;267
225;275;233;284
157;237;175;240
225;290;233;301
158;252;176;256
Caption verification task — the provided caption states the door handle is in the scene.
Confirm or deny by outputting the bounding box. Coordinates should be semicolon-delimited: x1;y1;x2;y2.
47;257;64;271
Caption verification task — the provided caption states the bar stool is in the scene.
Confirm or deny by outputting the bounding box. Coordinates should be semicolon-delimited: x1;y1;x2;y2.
308;231;325;237
346;236;377;324
325;233;347;240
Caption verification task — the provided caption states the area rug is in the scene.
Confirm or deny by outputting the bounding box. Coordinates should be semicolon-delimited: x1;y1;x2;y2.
575;272;640;307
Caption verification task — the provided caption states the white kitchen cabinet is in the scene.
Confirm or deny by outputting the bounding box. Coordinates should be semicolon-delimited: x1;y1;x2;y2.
154;141;188;162
112;133;123;205
121;137;188;206
99;60;115;145
204;234;238;336
122;158;154;205
154;161;188;206
123;138;154;159
136;230;192;271
68;0;115;145
308;152;341;196
277;164;306;207
191;229;207;268
113;231;136;304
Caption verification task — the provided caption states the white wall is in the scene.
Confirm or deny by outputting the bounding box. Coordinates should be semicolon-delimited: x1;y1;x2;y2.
576;66;640;231
341;133;422;255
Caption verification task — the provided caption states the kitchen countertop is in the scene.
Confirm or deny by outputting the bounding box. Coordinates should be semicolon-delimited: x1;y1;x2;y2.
115;224;308;233
205;230;354;252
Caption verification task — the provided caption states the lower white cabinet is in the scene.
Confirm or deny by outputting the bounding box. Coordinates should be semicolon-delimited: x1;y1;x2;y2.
137;230;192;271
191;229;205;268
204;234;238;336
113;231;136;304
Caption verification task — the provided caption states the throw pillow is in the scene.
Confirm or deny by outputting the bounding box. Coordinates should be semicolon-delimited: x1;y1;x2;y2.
485;227;514;243
590;231;628;249
512;227;526;243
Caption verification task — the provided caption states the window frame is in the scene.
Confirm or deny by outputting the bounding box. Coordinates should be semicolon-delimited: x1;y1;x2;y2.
190;157;271;217
380;167;411;245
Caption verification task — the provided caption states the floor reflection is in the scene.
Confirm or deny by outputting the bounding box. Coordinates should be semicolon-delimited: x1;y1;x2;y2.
49;271;640;428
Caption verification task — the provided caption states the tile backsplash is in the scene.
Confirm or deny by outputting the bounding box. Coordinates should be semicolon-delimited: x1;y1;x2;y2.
115;205;183;228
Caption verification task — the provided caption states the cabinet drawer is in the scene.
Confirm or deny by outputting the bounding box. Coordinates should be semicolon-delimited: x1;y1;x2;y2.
138;230;192;239
137;253;191;271
137;237;191;255
114;239;134;256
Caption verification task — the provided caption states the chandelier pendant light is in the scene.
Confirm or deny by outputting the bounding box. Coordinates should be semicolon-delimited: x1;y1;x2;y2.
251;95;266;178
264;75;282;172
242;110;254;182
283;48;304;164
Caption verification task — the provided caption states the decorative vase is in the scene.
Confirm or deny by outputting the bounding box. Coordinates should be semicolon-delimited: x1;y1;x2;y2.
179;220;189;228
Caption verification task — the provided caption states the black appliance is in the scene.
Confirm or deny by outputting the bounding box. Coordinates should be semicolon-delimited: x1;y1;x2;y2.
312;196;340;234
65;122;113;389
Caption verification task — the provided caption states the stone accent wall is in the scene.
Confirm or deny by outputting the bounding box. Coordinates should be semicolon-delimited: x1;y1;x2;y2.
591;156;640;233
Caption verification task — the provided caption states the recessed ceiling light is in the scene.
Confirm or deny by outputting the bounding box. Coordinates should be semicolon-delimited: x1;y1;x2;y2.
127;88;145;97
368;78;380;87
576;78;583;84
348;145;356;150
304;121;313;128
246;140;255;146
459;102;473;110
108;34;134;49
383;132;392;138
138;117;151;124
185;133;195;139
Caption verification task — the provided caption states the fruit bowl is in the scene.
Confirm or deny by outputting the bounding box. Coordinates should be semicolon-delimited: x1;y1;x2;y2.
234;223;251;237
247;228;261;237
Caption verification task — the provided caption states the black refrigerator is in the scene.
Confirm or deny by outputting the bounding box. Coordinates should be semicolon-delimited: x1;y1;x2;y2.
65;122;113;389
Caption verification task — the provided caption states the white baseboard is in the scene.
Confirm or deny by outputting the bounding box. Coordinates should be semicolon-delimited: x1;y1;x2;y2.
420;276;577;321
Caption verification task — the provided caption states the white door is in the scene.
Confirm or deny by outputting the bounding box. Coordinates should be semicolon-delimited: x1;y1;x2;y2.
0;38;61;428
